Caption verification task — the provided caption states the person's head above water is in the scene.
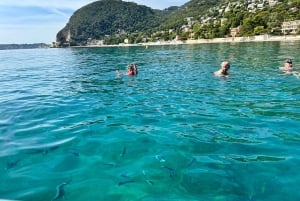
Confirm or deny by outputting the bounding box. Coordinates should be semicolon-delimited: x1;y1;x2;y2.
221;61;230;72
214;61;230;76
285;59;293;65
280;58;293;71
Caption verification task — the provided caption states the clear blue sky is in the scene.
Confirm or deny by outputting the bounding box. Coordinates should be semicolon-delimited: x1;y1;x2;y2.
0;0;189;44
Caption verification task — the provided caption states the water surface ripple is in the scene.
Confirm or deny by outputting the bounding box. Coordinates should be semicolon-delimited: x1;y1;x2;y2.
1;42;300;200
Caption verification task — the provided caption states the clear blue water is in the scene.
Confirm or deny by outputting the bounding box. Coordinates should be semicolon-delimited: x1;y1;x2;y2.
1;42;300;201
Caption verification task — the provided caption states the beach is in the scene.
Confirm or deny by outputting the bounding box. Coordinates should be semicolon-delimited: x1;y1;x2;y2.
185;34;300;44
74;34;300;48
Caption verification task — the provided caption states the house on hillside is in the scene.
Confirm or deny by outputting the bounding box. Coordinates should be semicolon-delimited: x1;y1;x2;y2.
230;26;240;37
221;18;228;26
281;20;300;34
268;0;277;7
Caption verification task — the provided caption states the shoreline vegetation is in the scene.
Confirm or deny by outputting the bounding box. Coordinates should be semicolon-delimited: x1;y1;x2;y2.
72;34;300;48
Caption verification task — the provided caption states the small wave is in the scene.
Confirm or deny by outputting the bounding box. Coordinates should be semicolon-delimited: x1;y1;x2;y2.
0;136;76;157
231;155;286;162
22;136;76;150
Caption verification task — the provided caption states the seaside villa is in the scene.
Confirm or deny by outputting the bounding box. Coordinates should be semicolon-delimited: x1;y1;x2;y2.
230;27;240;37
281;20;300;34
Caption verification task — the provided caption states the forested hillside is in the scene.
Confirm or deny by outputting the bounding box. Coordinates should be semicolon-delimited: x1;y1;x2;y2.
56;0;172;46
56;0;300;46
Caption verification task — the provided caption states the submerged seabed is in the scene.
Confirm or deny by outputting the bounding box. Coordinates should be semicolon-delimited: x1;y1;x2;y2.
0;41;300;201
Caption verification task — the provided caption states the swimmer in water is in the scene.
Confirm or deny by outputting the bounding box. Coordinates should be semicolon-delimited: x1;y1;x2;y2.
279;59;293;72
214;61;230;77
116;64;137;76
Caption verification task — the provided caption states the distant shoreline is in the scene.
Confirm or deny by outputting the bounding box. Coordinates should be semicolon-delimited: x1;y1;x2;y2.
72;35;300;48
0;43;49;50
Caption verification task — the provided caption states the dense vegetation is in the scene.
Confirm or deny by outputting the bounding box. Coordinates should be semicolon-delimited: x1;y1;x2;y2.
159;0;300;39
160;0;221;30
56;0;300;46
56;0;174;46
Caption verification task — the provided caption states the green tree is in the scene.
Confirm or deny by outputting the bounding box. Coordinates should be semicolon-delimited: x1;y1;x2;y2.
254;26;265;35
240;17;255;36
192;22;201;39
179;31;189;41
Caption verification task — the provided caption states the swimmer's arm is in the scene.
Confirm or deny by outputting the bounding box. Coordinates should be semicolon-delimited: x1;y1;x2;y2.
116;70;122;75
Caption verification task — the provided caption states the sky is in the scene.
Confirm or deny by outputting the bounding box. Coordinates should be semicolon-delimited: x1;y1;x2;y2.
0;0;189;44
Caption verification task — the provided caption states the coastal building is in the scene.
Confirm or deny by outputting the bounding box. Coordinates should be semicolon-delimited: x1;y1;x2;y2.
181;25;191;32
218;8;224;14
221;18;228;26
87;38;104;46
230;26;240;37
185;17;193;23
185;17;194;28
246;0;276;11
257;3;264;9
247;4;256;11
281;20;300;34
268;0;277;7
224;6;230;12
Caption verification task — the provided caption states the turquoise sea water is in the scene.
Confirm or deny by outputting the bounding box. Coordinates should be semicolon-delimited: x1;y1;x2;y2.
0;42;300;201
